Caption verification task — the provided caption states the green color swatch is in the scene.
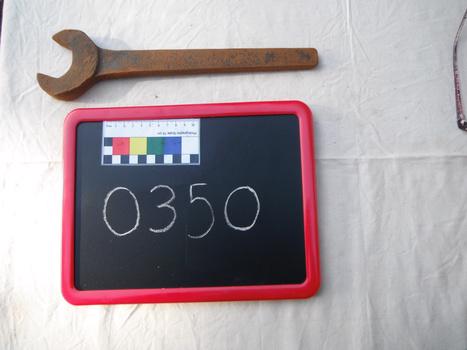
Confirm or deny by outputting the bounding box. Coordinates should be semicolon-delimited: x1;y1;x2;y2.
147;137;164;155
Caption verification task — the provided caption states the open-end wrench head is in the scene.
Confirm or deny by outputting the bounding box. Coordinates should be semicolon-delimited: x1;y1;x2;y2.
37;30;99;100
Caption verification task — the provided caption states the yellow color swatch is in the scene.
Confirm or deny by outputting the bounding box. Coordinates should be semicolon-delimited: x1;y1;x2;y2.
130;137;147;155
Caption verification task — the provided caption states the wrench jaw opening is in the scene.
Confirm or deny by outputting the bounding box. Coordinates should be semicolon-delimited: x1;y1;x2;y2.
36;30;99;100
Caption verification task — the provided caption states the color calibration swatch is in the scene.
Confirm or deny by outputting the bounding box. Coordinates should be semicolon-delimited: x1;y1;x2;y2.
101;119;200;166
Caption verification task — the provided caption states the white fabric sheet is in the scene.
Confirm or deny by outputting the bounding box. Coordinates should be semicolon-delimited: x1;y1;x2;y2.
1;0;467;349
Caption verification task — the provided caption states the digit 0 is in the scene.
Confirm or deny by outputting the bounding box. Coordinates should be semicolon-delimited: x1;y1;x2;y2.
103;187;140;236
224;186;260;231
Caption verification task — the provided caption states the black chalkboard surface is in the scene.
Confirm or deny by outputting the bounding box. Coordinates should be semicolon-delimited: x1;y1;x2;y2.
63;102;319;304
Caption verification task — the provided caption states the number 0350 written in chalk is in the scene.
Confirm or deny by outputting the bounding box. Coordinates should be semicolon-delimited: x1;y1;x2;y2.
102;184;261;239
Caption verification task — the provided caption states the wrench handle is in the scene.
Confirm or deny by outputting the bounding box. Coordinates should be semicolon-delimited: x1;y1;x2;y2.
96;48;318;79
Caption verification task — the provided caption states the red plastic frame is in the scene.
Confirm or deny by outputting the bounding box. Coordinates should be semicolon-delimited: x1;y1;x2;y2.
62;100;320;305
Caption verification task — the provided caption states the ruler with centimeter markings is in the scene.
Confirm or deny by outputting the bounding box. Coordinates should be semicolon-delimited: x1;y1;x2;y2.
101;119;200;166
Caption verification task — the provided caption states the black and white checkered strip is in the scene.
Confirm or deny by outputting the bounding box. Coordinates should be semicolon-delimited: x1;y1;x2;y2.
103;154;200;165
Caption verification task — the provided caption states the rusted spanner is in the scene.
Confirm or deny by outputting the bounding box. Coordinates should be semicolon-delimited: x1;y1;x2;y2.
37;30;318;100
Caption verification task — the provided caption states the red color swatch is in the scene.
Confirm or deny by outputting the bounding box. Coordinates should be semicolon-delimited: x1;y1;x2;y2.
112;137;129;155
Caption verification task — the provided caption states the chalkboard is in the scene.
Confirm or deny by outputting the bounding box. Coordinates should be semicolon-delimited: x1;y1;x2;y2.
62;101;320;304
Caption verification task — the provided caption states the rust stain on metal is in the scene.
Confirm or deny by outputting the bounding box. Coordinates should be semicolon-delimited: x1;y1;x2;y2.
265;52;276;63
